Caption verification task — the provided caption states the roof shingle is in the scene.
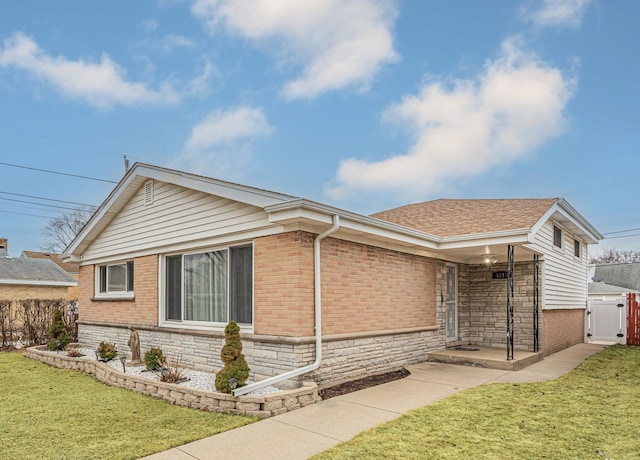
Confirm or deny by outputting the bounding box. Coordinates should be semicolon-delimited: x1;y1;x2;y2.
371;198;558;237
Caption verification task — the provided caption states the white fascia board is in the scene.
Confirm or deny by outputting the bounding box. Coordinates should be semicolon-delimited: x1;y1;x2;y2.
437;229;531;250
556;199;604;243
141;164;295;208
0;279;77;287
266;199;442;249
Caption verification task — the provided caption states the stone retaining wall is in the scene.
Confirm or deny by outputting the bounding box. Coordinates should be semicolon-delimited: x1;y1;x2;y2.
26;346;320;418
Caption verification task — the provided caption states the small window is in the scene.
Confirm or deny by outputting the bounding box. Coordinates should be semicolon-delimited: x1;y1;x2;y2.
574;239;581;258
553;225;563;248
98;261;134;296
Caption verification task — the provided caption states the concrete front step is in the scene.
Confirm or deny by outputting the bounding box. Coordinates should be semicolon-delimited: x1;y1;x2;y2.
427;346;543;371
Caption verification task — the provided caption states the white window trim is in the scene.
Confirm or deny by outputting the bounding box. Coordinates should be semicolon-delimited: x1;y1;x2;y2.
94;261;134;299
158;243;254;332
573;237;582;259
552;223;564;251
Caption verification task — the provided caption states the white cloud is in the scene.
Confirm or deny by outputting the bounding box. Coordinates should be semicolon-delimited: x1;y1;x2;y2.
521;0;594;28
326;38;575;200
191;0;399;99
174;106;272;177
0;32;208;108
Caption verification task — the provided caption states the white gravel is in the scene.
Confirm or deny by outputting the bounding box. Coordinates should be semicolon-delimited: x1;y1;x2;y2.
66;348;281;395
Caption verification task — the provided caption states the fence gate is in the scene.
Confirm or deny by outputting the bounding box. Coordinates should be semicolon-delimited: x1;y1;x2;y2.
628;293;640;346
588;297;627;344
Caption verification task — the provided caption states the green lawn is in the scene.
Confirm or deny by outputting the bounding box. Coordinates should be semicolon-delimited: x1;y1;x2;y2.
0;352;255;460
314;345;640;460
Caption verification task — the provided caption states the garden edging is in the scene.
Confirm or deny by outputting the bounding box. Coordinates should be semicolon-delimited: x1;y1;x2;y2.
26;346;321;418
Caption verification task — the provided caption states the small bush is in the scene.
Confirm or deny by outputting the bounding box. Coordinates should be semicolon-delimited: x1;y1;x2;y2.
215;321;250;393
157;353;187;383
97;341;117;361
144;347;165;371
46;309;73;351
66;343;82;357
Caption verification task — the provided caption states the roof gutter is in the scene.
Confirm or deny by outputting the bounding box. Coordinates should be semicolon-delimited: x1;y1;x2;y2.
232;215;341;397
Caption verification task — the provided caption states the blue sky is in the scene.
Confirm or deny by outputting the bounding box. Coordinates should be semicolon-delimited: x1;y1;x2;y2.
0;0;638;256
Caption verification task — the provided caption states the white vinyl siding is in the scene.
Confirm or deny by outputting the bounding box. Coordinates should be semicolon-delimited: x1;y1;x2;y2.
82;181;273;260
531;220;587;310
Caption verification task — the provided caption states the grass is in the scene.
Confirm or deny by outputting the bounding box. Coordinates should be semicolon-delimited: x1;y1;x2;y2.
314;345;640;460
0;351;255;460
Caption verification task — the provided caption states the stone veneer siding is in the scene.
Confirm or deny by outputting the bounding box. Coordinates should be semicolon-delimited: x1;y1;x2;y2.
541;308;585;356
464;262;537;351
26;346;320;418
77;321;441;388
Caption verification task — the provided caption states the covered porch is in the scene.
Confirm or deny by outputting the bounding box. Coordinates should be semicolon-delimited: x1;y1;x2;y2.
436;242;543;369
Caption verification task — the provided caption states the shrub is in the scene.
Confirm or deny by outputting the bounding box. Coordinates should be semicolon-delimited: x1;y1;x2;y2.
46;309;72;351
144;347;165;371
215;321;250;393
157;353;187;383
97;341;117;361
66;343;82;357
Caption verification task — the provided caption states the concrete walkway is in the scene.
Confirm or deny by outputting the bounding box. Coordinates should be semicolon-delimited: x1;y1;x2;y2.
143;343;606;460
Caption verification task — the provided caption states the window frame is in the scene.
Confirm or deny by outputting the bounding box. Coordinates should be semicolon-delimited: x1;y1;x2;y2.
160;243;254;329
574;238;581;258
552;224;563;249
95;260;134;299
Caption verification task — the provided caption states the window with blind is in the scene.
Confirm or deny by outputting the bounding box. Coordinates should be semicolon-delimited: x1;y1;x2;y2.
164;245;253;325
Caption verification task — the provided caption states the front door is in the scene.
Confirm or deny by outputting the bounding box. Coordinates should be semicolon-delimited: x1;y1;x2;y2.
446;263;458;342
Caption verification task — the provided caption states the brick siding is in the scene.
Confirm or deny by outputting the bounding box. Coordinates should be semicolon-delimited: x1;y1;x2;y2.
254;231;437;337
0;284;70;301
541;308;585;356
78;255;158;326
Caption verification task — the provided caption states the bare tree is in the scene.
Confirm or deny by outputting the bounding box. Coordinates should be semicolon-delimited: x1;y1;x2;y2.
590;247;640;264
41;206;95;253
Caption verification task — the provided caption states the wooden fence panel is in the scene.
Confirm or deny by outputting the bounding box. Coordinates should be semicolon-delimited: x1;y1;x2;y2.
628;293;640;346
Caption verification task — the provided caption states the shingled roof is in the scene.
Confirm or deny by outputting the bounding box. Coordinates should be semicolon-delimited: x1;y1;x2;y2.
21;251;80;274
371;198;558;238
0;252;77;285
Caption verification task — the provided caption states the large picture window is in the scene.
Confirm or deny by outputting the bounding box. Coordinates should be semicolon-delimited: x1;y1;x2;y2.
165;245;253;325
97;261;134;297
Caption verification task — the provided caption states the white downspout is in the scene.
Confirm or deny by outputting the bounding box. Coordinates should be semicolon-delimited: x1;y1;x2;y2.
233;215;341;397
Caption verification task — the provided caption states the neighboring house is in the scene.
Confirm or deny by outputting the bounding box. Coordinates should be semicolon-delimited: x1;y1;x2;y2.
0;240;77;301
62;163;602;390
21;251;80;300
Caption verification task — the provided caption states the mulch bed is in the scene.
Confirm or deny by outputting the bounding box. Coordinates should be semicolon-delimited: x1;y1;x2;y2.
318;368;411;400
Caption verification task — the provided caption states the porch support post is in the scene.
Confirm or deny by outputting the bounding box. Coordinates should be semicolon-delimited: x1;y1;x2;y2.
533;254;540;352
506;245;515;360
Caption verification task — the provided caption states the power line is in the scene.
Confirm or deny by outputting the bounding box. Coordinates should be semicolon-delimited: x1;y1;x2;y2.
0;191;97;208
0;161;118;184
603;227;640;236
0;209;54;219
605;233;640;240
0;197;81;211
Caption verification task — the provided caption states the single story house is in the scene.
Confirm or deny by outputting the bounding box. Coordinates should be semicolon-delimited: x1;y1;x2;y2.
0;239;77;301
62;163;602;392
21;250;80;300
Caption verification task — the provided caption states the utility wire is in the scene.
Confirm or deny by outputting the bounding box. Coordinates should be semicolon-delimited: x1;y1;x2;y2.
602;227;640;236
0;161;118;184
0;197;80;211
0;191;97;208
0;209;54;219
604;233;640;240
